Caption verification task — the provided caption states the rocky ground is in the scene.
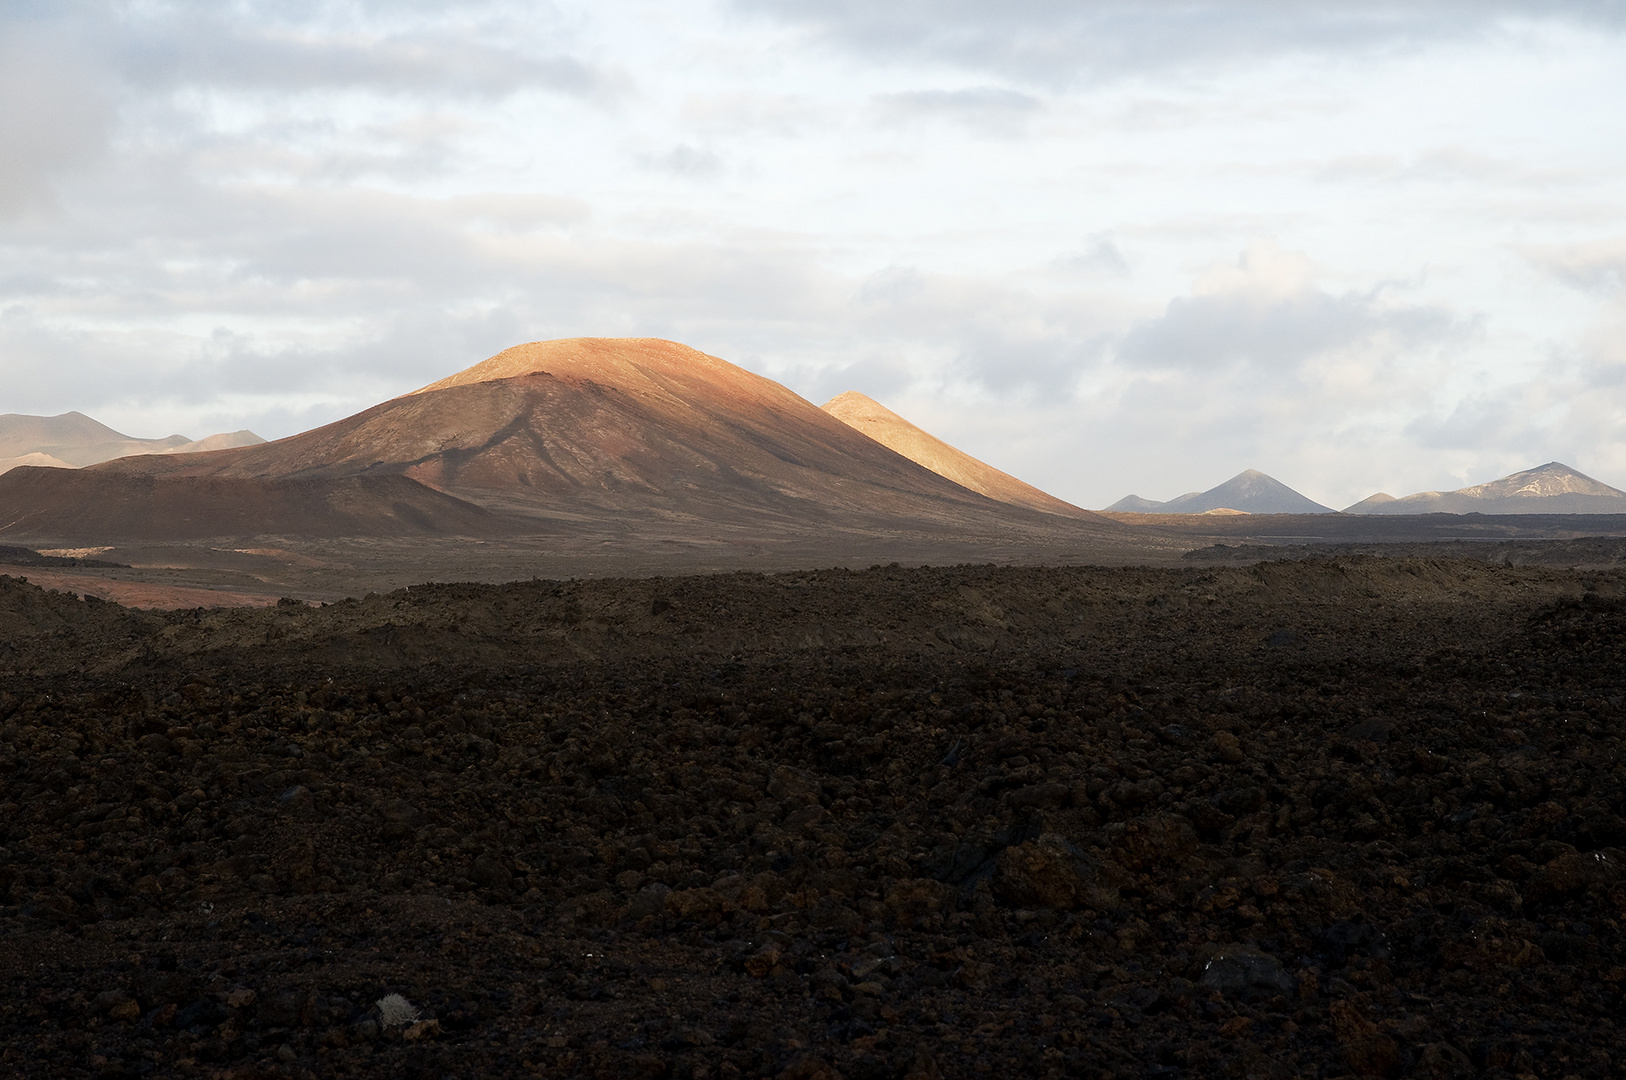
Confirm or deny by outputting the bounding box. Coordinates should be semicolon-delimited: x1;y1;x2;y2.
4;556;1626;1079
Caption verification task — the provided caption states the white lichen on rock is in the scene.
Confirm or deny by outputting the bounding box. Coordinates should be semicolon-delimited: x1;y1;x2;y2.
375;993;420;1027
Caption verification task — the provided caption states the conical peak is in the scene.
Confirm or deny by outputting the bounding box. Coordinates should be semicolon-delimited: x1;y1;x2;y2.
820;390;1096;520
821;391;909;426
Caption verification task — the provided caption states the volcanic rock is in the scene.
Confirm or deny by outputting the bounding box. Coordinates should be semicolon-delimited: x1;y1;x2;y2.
3;555;1625;1077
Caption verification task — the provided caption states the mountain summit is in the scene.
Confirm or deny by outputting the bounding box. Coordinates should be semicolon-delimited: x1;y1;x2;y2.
1105;469;1334;515
1344;462;1626;515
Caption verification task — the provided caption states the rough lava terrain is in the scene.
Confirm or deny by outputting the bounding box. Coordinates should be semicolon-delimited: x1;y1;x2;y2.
4;556;1626;1079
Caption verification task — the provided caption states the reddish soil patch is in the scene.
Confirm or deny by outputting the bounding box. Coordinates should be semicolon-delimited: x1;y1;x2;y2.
6;569;283;609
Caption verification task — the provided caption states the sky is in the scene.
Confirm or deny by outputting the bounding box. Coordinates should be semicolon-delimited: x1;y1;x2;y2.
2;1;1625;510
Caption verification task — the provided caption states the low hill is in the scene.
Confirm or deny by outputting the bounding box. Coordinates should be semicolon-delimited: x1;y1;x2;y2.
1346;462;1626;515
0;411;264;474
1106;469;1334;514
819;391;1093;519
164;430;266;455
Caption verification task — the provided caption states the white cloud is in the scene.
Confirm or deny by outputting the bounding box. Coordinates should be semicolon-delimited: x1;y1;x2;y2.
638;143;725;178
1520;236;1626;294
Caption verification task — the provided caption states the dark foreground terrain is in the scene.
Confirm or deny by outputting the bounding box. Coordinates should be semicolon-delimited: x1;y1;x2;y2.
5;556;1626;1079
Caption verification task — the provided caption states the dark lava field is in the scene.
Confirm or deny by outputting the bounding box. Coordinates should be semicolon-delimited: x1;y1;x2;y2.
5;556;1626;1080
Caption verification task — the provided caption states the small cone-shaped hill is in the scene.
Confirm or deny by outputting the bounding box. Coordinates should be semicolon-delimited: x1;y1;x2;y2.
820;392;1093;519
1105;469;1333;515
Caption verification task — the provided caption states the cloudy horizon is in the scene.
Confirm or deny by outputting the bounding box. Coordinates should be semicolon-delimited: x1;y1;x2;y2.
2;1;1624;510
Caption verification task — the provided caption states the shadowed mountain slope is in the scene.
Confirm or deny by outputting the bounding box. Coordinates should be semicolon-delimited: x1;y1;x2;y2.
819;391;1094;520
0;469;504;540
1106;469;1334;514
1346;462;1626;515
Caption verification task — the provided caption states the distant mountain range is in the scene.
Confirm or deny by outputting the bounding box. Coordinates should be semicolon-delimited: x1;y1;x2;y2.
1105;469;1335;515
12;371;1626;544
1344;462;1626;515
1106;461;1626;517
0;412;264;475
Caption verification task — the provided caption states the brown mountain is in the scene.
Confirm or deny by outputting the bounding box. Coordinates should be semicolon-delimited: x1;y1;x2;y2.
819;391;1093;520
0;338;1136;548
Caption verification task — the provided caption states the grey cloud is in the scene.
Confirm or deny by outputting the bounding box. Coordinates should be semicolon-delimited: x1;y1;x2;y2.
7;1;620;103
0;299;537;438
121;27;611;100
1118;283;1464;373
0;21;116;216
1402;391;1550;453
872;86;1043;136
853;266;1112;395
638;144;725;178
738;0;1626;85
680;93;821;138
1520;237;1626;294
1054;235;1130;277
443;193;591;230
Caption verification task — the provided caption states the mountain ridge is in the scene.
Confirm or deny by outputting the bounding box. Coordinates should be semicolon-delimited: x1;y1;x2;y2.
0;411;264;474
1345;462;1626;515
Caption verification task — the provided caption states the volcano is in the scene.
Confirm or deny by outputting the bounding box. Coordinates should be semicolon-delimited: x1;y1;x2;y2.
819;391;1093;519
0;338;1136;550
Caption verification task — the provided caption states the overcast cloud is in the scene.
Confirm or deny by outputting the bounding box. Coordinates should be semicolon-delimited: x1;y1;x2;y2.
1;1;1624;509
738;0;1626;85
